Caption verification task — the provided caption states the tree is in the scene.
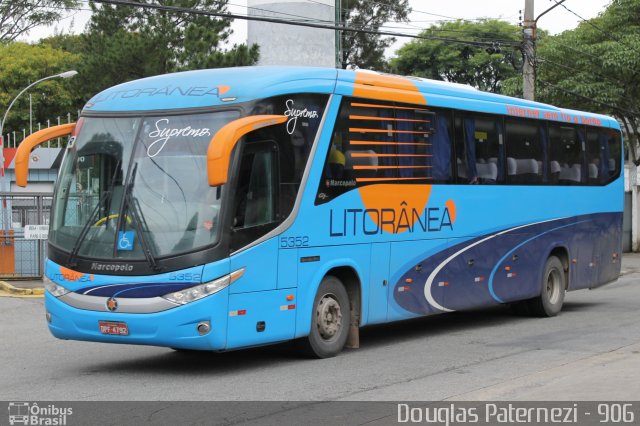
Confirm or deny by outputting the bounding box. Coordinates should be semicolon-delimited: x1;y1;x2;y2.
510;0;640;164
40;33;86;55
390;19;521;93
0;0;80;42
340;0;410;70
0;42;81;138
78;0;259;98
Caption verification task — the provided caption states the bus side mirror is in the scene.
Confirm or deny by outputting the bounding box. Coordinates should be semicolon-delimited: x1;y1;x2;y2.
15;123;76;187
207;115;287;186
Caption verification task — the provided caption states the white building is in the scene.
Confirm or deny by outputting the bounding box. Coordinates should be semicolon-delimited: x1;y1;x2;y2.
247;0;336;67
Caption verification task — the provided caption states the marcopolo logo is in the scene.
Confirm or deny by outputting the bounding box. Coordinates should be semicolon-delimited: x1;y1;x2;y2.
7;402;73;425
90;262;134;273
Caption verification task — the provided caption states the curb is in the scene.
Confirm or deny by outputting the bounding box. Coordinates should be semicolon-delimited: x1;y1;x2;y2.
0;281;44;297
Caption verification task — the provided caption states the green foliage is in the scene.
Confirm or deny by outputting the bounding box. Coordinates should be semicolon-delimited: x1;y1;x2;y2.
40;34;86;54
78;0;259;98
0;0;80;42
340;0;410;70
390;19;521;93
0;42;81;137
527;0;640;163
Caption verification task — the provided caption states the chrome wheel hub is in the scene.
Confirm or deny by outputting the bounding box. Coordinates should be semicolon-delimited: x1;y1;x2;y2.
316;294;342;340
547;269;561;305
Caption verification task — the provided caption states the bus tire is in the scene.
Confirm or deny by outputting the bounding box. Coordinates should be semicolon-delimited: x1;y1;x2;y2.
301;275;350;358
528;256;566;317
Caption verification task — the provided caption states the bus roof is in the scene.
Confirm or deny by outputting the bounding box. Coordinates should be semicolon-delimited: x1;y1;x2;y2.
83;66;618;129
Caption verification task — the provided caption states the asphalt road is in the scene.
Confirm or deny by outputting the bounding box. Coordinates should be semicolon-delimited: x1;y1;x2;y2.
1;258;639;402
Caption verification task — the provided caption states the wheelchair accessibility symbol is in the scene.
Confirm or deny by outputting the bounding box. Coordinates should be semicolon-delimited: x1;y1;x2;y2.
117;231;135;251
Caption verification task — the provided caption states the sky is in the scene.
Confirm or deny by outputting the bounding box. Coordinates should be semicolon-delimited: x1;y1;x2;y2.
24;0;612;57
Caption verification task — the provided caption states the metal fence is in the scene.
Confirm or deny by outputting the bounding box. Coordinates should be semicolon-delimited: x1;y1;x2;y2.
0;192;52;279
2;111;81;149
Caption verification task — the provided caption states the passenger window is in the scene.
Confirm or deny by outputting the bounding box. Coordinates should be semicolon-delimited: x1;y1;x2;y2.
549;125;585;185
454;114;504;184
316;98;447;205
586;127;621;185
608;130;622;181
248;94;327;219
505;119;545;185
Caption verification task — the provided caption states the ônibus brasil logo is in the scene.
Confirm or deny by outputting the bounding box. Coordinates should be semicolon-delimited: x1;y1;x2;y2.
7;402;72;425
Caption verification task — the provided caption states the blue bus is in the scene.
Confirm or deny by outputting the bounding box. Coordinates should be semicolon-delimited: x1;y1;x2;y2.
16;67;623;358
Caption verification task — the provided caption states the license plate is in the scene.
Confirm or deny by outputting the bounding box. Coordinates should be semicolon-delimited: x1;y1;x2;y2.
99;321;129;336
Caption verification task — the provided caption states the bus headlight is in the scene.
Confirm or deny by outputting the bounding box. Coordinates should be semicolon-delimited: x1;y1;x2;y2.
43;275;71;297
162;268;245;305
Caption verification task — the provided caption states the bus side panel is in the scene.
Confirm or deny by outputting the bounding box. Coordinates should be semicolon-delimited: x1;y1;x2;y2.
368;242;390;325
444;238;499;311
573;223;598;289
229;238;279;293
386;212;622;316
226;288;297;349
595;213;623;287
387;238;448;321
278;247;299;289
294;244;370;338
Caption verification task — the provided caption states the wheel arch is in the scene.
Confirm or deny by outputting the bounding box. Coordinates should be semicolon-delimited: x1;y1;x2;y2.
295;259;365;339
325;266;362;344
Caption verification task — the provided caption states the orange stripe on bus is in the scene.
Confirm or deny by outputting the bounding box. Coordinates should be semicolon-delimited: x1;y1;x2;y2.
349;128;431;134
350;140;432;146
355;177;432;182
349;115;431;123
351;102;430;111
350;153;432;157
353;72;427;105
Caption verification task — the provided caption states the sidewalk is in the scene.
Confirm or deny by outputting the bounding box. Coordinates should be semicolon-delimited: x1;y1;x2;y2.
0;279;44;297
621;251;640;275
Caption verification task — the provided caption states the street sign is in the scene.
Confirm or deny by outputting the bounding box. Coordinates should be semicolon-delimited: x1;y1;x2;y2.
24;224;49;240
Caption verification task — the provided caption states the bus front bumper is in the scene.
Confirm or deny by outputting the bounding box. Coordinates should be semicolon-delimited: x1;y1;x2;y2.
44;289;229;351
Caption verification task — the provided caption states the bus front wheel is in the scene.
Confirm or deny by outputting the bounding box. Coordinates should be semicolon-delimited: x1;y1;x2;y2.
302;275;350;358
529;255;566;317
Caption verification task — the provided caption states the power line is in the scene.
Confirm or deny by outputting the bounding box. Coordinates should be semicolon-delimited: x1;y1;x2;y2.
551;0;609;37
89;0;520;48
228;1;334;26
544;40;640;82
551;0;640;57
537;56;629;88
538;79;640;118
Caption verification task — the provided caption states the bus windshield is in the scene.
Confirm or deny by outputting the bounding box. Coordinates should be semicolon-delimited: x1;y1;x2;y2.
50;111;240;260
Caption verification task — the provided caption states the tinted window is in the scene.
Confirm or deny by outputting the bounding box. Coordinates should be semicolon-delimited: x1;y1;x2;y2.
247;94;328;216
316;98;451;204
549;125;585;185
454;114;504;184
233;148;277;229
586;127;622;185
505;119;545;184
230;142;279;251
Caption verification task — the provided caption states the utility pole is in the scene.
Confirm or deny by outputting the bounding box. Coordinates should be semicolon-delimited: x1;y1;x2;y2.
522;0;567;101
522;0;536;100
335;0;342;68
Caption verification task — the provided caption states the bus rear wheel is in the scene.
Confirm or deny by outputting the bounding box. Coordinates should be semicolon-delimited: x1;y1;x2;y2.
528;255;566;317
301;275;350;358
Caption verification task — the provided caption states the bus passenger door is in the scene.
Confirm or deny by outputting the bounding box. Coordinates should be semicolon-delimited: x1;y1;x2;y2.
368;242;390;324
227;140;296;348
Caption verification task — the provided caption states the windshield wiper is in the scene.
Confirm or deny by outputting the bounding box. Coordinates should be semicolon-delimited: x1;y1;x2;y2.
67;159;122;267
117;163;161;272
67;190;111;267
